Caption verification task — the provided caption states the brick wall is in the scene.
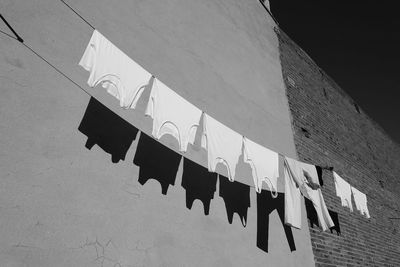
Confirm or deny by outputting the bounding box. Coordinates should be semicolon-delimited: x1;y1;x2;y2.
277;29;400;266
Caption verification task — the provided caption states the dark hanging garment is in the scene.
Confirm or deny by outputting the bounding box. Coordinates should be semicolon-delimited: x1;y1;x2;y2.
257;190;296;253
316;165;324;187
78;97;138;163
219;175;251;227
328;210;341;236
181;158;218;215
133;133;182;195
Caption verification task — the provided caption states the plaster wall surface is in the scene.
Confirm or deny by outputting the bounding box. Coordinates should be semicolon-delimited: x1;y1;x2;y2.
0;0;315;266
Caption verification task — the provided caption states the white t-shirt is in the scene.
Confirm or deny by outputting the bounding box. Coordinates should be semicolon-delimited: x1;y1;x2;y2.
79;29;152;109
145;78;202;152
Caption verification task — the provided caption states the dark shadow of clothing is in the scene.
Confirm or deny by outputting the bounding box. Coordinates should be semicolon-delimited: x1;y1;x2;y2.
316;165;324;187
133;133;182;195
305;197;319;229
181;158;218;215
329;210;341;236
219;175;250;227
305;198;340;235
257;190;296;253
78;97;138;163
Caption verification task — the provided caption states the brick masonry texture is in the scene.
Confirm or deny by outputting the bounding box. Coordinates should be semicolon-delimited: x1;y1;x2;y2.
277;28;400;266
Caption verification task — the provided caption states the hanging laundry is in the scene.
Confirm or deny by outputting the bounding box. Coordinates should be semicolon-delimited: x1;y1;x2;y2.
133;133;182;195
351;186;370;218
305;198;341;235
283;157;302;229
333;171;353;211
181;158;218;215
79;29;152;109
243;137;279;195
219;175;251;227
201;114;243;181
145;78;202;152
284;157;334;231
78;97;138;163
257;189;296;253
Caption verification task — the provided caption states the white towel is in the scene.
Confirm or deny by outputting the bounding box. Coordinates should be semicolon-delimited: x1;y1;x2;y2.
79;29;152;109
145;78;202;152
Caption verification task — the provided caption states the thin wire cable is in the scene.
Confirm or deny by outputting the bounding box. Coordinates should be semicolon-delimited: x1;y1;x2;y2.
0;19;382;196
0;28;347;192
0;29;18;41
0;14;24;42
22;43;92;97
0;30;92;98
59;0;95;30
0;27;258;190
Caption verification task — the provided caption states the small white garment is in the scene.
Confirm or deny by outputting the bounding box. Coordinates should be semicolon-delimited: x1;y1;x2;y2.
284;157;334;231
351;186;370;218
145;78;202;152
79;29;152;109
243;137;279;194
333;171;353;211
283;157;302;229
201;114;242;182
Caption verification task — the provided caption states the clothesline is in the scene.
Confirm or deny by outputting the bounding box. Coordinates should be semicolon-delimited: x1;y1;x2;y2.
56;0;340;171
56;0;379;187
0;3;370;220
79;28;370;222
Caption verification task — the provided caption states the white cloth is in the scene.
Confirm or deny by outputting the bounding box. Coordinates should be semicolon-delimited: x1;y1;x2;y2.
351;186;370;218
283;157;302;229
284;157;334;231
201;114;242;181
79;29;152;109
333;171;353;211
145;78;202;152
243;137;279;194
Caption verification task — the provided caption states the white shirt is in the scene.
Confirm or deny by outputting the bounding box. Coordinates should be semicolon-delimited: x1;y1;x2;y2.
201;114;243;181
243;137;279;194
333;171;353;211
79;29;152;109
145;78;202;152
351;186;370;218
284;157;334;231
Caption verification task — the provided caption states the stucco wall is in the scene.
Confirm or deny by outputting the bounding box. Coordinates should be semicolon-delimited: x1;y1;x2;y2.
0;0;315;266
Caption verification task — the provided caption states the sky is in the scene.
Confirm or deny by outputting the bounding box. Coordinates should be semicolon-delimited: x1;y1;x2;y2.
269;0;400;144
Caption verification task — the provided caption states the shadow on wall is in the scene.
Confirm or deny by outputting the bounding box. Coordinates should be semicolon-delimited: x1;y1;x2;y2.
257;190;296;253
77;99;300;254
181;158;218;215
133;133;182;195
219;175;251;227
78;97;139;163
